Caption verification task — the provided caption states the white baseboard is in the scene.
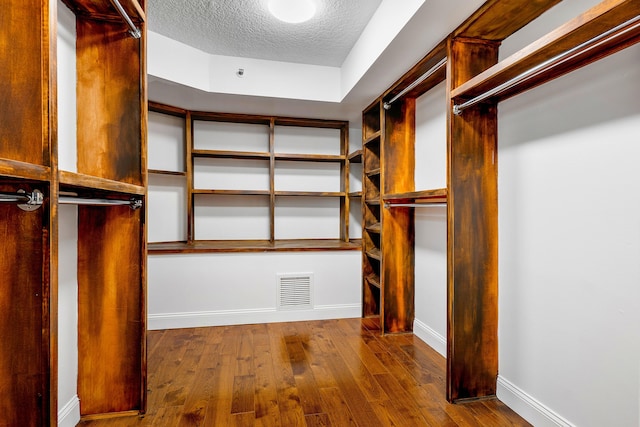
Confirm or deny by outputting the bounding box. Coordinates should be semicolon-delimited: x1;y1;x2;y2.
497;376;575;427
148;303;361;330
58;395;80;427
413;318;446;357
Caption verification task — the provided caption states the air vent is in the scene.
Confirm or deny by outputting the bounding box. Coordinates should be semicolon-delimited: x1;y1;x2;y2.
277;273;313;310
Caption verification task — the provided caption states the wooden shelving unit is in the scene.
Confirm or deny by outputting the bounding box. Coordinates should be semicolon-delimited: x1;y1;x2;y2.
362;0;640;404
0;0;148;423
148;102;359;252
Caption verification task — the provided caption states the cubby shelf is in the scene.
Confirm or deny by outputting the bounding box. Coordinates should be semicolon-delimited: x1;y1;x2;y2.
59;170;146;195
0;159;51;182
192;149;270;160
148;169;187;176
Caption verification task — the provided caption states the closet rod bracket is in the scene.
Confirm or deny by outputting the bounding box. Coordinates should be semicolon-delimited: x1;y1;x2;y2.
17;189;44;212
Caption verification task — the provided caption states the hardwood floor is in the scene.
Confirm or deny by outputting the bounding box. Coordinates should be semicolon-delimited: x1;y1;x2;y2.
79;318;530;426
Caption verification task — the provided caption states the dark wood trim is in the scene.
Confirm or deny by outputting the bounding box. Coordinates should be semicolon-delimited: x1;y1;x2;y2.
148;239;362;254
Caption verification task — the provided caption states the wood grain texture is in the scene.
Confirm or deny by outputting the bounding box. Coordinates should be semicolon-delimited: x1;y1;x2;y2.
446;37;500;402
0;0;46;166
76;18;142;185
0;184;47;427
451;0;640;102
380;97;415;334
78;205;144;416
78;319;530;426
453;0;561;40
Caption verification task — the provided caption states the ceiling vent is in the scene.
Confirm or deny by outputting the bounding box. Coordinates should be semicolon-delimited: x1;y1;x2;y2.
277;273;313;310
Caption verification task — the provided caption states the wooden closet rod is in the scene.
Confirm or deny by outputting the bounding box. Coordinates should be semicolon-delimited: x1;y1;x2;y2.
59;196;142;210
383;57;448;110
109;0;142;38
452;13;640;115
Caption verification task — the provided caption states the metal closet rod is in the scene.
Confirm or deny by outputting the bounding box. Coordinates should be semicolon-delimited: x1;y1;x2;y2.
384;57;448;110
385;202;447;208
110;0;142;39
0;190;42;204
453;14;640;115
59;196;143;210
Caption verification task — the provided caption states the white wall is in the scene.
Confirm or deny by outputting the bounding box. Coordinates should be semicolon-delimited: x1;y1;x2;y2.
56;2;80;424
148;252;361;330
497;43;640;427
57;205;80;426
413;81;448;356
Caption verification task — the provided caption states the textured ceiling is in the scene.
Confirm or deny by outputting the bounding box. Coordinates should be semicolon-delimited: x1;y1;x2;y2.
147;0;383;67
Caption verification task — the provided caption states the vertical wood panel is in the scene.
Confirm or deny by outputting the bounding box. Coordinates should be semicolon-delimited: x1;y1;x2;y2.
0;0;46;166
77;205;144;415
0;186;46;426
446;37;500;401
381;98;415;334
76;19;142;185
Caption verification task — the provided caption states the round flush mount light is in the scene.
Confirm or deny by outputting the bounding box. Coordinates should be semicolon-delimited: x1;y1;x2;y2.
268;0;316;24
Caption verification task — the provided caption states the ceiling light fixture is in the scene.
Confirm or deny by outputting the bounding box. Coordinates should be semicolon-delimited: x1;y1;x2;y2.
268;0;316;24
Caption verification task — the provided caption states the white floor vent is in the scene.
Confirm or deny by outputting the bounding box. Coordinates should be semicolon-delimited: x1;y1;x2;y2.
277;273;313;310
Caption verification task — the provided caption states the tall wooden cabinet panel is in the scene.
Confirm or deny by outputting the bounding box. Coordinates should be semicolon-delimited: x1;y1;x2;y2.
0;184;49;426
381;98;415;334
78;206;144;415
446;37;500;402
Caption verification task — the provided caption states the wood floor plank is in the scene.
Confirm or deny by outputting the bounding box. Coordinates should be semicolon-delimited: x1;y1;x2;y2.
318;387;358;427
79;318;531;427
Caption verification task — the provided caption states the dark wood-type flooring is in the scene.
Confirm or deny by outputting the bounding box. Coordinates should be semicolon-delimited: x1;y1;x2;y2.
79;318;530;426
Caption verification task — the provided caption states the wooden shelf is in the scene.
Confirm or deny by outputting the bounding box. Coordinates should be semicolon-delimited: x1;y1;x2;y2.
274;153;344;162
348;191;362;198
363;131;381;146
365;273;381;289
148;239;361;254
451;0;640;104
365;223;381;233
364;199;381;206
192;149;270;160
59;171;145;195
274;191;345;197
0;159;50;182
365;248;381;261
192;189;270;196
148;169;186;176
365;168;381;178
348;150;363;162
384;188;448;204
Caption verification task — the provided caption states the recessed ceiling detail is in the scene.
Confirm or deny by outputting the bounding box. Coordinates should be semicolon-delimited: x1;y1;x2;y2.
147;0;383;66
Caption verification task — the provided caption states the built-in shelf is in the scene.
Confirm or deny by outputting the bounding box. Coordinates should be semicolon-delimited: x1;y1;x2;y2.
365;199;381;206
365;248;382;261
274;191;345;197
0;159;50;182
363;131;381;146
348;150;363;162
192;189;270;196
348;191;363;198
59;170;146;195
192;149;270;160
274;153;344;162
383;188;447;204
365;168;381;178
148;239;361;254
148;169;187;176
365;273;380;289
365;223;381;233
